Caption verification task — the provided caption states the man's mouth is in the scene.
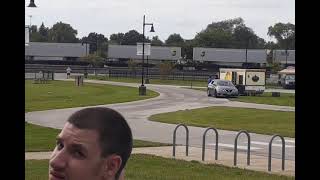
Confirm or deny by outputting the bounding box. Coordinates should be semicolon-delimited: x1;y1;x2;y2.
49;170;65;180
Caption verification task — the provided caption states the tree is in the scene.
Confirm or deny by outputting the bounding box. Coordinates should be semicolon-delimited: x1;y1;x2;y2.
29;25;40;42
165;33;185;46
193;18;242;48
121;30;147;45
193;17;266;49
38;22;49;41
159;61;174;80
194;28;234;48
109;33;124;45
268;23;295;49
128;59;138;77
81;32;108;57
265;41;280;50
48;22;79;43
151;36;164;46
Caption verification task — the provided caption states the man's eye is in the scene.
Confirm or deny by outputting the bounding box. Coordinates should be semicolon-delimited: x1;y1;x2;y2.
56;141;63;150
73;150;85;158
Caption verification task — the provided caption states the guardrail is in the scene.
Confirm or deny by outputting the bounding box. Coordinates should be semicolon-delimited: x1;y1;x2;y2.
202;127;219;161
172;124;189;157
268;135;285;171
234;130;251;166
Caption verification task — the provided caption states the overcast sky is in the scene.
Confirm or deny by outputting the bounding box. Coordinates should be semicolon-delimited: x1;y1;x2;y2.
25;0;295;43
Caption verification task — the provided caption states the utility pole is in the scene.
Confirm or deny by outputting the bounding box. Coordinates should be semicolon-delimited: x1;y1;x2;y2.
29;15;32;28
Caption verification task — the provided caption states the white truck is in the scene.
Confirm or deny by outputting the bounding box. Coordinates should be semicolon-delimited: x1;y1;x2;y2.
219;68;266;95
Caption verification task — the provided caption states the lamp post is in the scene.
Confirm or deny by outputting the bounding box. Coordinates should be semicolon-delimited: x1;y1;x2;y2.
245;37;250;69
27;0;37;7
29;15;32;27
139;15;155;95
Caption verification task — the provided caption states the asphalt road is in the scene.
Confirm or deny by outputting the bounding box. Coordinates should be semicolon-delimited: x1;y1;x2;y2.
25;74;295;161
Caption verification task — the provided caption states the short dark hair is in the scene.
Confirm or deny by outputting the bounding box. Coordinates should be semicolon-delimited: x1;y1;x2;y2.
67;107;133;179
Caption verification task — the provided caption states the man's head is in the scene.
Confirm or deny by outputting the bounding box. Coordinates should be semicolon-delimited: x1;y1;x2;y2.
49;107;133;180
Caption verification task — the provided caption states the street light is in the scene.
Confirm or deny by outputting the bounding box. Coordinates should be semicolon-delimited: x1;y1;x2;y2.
27;0;37;7
245;36;250;69
139;15;155;96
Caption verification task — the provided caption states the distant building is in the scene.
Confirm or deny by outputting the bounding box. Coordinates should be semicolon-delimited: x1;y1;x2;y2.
25;42;88;61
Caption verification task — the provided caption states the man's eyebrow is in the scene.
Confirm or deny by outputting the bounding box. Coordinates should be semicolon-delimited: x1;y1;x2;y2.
56;136;62;141
70;144;88;153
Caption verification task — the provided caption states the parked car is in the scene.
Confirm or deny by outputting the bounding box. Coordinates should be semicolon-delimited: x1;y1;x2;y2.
207;79;239;97
279;74;295;89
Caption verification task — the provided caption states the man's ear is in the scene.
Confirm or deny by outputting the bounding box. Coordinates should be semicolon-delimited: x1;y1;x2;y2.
104;154;122;178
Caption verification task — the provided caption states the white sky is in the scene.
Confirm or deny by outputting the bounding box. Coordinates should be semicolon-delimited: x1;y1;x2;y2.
25;0;295;43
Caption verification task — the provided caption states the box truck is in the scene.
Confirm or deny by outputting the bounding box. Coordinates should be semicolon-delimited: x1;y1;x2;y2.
219;68;266;95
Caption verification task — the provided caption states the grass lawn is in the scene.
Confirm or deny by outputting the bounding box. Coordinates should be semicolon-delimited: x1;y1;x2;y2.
229;92;295;107
25;80;159;112
89;75;208;87
149;107;295;137
25;154;293;180
25;122;170;152
187;88;295;107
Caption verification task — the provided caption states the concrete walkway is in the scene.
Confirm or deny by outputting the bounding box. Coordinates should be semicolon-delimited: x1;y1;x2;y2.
26;146;294;177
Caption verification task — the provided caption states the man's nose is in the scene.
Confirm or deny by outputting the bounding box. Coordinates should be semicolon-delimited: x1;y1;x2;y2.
49;149;67;170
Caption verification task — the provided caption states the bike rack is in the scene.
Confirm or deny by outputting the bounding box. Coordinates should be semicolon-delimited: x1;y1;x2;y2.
172;124;189;157
234;130;251;166
202;127;219;161
268;135;285;171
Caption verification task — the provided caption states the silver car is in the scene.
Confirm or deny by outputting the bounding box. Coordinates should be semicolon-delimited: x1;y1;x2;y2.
207;79;239;97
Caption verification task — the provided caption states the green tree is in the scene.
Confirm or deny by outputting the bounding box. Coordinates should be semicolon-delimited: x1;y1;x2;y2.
165;33;185;46
194;28;234;48
109;33;124;44
38;22;49;42
81;32;108;57
48;22;79;43
29;25;40;42
128;59;138;76
267;23;295;49
159;61;174;80
151;36;164;46
193;17;266;49
265;41;280;50
121;30;148;45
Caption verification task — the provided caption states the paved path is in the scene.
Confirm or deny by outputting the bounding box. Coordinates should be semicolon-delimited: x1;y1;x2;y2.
25;76;295;175
26;146;294;177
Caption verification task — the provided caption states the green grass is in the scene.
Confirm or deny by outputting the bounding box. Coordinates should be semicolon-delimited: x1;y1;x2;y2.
89;75;208;87
25;80;159;112
25;122;60;152
230;92;295;107
25;155;293;180
149;107;295;137
186;88;295;107
25;122;170;152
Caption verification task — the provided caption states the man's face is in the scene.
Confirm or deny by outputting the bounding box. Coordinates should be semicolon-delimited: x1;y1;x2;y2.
49;122;107;180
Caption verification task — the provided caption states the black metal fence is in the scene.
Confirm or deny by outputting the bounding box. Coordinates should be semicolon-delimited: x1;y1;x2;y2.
25;64;217;81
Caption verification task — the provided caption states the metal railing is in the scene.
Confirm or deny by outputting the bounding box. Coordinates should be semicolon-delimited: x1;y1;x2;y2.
234;130;251;166
268;135;285;171
202;127;219;161
172;124;189;157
